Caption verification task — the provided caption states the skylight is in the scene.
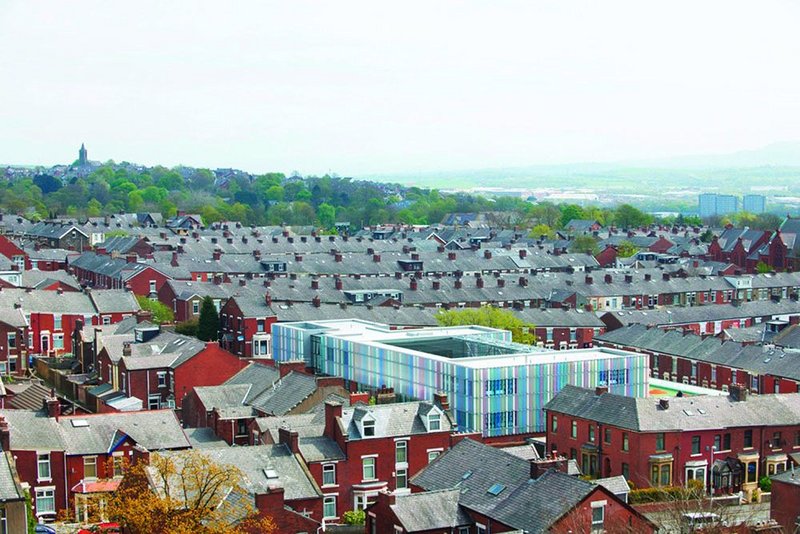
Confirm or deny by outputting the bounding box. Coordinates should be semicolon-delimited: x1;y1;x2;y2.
71;419;89;428
264;469;278;479
487;483;506;496
461;470;473;480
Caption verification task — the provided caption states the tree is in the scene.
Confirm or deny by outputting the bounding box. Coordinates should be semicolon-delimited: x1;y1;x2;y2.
197;296;219;342
615;204;652;229
569;235;600;255
317;202;336;229
107;451;276;534
699;229;714;243
617;241;639;258
136;296;174;324
559;204;586;228
436;306;536;344
529;224;555;240
175;318;199;337
756;261;773;274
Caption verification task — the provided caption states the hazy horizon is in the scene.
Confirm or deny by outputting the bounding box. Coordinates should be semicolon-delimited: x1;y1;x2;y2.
2;1;799;176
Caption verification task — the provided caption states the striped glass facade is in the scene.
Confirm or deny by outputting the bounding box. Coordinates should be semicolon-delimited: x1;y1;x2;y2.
273;320;649;437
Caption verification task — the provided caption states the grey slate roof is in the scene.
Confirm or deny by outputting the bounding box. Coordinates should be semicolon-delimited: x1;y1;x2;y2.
594;475;630;497
88;289;141;314
0;287;95;314
123;331;207;370
340;401;452;440
9;382;53;410
545;385;800;432
246;371;318;416
297;436;346;462
192;384;250;411
391;489;472;531
597;324;800;381
0;453;23;501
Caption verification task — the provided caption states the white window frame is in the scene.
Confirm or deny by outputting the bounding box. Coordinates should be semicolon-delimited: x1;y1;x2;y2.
395;467;408;490
428;412;441;431
52;333;64;351
53;314;62;331
591;501;606;532
323;495;337;519
148;394;161;410
322;463;336;487
395;440;407;465
427;449;442;463
37;453;51;481
6;332;15;350
157;371;167;388
84;456;98;480
149;280;157;293
35;486;56;517
362;456;377;481
192;300;200;315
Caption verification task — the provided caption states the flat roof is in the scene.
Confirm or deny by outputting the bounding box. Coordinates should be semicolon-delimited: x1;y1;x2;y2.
279;319;645;368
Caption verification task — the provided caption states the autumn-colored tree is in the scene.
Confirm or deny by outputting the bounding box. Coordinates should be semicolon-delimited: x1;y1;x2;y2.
617;240;639;258
106;451;276;534
436;305;537;344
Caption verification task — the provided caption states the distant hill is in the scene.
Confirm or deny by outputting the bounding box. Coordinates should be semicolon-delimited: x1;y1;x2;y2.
365;142;800;193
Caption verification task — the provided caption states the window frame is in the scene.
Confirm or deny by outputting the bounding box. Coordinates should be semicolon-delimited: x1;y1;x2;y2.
362;456;376;481
322;463;336;486
37;453;51;481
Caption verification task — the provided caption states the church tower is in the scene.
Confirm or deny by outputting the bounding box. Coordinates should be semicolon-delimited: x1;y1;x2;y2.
78;143;88;166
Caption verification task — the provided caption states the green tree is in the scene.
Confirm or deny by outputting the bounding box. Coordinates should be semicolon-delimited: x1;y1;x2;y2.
756;261;773;274
559;204;586;228
617;241;639;258
175;318;199;337
529;224;555;239
135;296;174;324
614;204;652;229
435;305;536;344
569;235;600;255
197;296;219;342
317;202;336;229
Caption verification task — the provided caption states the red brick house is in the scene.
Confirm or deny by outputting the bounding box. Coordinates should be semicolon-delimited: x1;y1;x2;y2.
0;307;28;375
117;331;247;410
375;437;656;534
0;235;29;270
544;385;800;499
255;396;470;521
70;251;175;297
0;402;190;521
594;244;619;268
219;292;277;358
770;469;800;533
157;279;231;323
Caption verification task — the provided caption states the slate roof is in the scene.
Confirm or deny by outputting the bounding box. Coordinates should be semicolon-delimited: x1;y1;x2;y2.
9;382;53;410
88;289;141;314
123;331;207;370
0;453;23;501
57;410;191;454
246;371;319;416
224;363;281;404
773;324;800;349
594;475;630;497
193;384;250;411
19;269;81;290
411;438;532;516
545;385;800;432
391;489;472;531
597;324;800;381
0;287;95;314
297;436;346;462
182;427;230;449
488;470;596;533
340;401;452;440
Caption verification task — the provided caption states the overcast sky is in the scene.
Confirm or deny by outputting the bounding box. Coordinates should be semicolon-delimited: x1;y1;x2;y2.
1;1;799;176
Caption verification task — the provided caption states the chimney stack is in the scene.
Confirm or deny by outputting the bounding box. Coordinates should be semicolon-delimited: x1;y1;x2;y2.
454;278;462;289
278;427;300;454
171;251;179;267
519;249;527;259
324;401;343;438
595;386;608;396
484;249;492;259
334;277;343;290
585;275;593;285
432;280;441;290
311;279;319;290
410;278;418;291
729;383;749;402
476;277;484;289
659;398;669;410
45;391;60;420
604;274;612;284
312;295;321;308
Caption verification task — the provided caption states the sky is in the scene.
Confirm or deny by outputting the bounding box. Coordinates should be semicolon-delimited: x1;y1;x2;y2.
1;1;799;176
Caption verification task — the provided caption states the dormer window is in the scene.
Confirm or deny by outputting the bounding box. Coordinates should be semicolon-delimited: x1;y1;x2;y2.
362;419;375;437
428;412;441;431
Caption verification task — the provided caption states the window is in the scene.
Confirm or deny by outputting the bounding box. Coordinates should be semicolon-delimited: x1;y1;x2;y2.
604;428;612;444
622;433;629;452
655;433;665;452
476;524;487;534
362;457;376;481
192;301;200;315
362;419;375;437
148;394;160;410
723;433;731;451
157;371;167;388
395;441;407;464
236;419;247;437
427;450;441;463
37;453;51;480
588;425;595;442
396;468;408;489
35;487;55;516
428;412;441;431
6;333;15;349
795;431;800;447
253;336;271;357
773;432;782;448
591;503;605;532
622;463;629;480
692;436;701;455
551;415;558;433
714;434;721;451
102;315;111;325
571;420;578;439
651;462;672;486
744;429;753;448
322;464;336;486
84;456;97;479
54;315;62;330
149;280;157;293
113;454;125;477
53;334;64;351
257;320;265;332
323;495;337;519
